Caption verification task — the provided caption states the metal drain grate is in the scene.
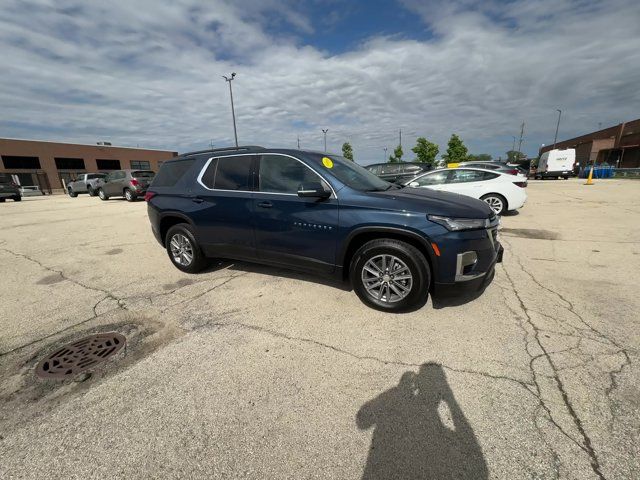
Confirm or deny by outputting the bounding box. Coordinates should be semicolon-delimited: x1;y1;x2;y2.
35;332;126;379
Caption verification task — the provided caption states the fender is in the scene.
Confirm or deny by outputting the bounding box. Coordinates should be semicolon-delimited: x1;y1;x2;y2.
338;225;439;277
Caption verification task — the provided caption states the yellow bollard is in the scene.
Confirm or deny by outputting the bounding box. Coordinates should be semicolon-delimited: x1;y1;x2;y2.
585;165;594;185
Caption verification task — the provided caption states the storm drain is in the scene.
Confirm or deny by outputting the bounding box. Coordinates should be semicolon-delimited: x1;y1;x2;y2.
35;332;126;379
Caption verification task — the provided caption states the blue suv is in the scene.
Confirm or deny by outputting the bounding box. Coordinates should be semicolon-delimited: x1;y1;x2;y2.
146;146;503;312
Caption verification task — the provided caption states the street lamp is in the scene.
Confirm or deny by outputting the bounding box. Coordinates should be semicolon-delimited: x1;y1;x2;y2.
384;147;388;161
322;129;329;152
553;109;562;149
222;73;238;147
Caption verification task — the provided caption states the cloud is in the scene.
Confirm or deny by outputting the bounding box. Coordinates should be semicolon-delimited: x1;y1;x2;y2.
1;0;639;162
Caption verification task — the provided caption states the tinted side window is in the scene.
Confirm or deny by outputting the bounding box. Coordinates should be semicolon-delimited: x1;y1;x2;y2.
204;155;253;191
259;155;324;194
381;164;400;174
448;170;485;183
153;159;195;187
483;171;500;180
414;171;449;186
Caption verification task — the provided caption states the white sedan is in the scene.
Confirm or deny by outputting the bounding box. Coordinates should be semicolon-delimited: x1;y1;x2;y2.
404;168;527;215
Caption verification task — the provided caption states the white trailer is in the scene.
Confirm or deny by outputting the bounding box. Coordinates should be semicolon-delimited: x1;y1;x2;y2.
535;149;576;179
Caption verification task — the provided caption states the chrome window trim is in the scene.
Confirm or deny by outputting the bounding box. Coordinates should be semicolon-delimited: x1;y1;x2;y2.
196;152;337;198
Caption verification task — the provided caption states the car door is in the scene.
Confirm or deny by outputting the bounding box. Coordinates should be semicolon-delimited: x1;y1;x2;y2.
440;169;487;199
191;154;257;260
408;170;451;190
105;171;123;195
253;153;339;274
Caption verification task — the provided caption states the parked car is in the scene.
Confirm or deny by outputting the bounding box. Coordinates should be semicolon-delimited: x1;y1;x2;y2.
457;161;525;177
0;173;21;202
365;162;432;183
66;173;107;197
535;149;576;179
19;185;44;196
405;168;527;216
98;169;155;202
146;146;503;312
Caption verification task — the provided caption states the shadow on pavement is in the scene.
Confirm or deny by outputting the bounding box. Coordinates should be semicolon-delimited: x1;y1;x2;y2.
356;363;488;480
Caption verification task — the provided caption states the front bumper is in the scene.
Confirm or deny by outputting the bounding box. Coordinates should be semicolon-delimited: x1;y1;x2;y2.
435;243;503;294
0;191;20;198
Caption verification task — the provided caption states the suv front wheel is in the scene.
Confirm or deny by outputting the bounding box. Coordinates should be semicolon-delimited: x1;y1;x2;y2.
351;239;430;312
165;224;209;273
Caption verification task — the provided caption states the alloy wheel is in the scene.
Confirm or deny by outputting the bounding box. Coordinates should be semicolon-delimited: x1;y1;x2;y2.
484;196;504;214
361;254;413;303
169;233;194;266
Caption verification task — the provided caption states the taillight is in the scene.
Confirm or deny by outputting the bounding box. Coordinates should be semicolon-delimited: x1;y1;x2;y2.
144;191;156;202
130;179;139;187
513;181;527;188
507;169;519;175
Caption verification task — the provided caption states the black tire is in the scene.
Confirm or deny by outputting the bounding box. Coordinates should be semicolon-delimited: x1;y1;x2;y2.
13;196;21;202
563;176;569;180
68;188;78;198
88;187;97;197
480;193;507;215
165;224;209;273
0;198;5;202
350;239;430;312
124;188;136;202
98;188;109;201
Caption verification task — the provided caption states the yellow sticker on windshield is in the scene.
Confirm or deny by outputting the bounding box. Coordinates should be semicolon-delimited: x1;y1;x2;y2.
322;157;334;168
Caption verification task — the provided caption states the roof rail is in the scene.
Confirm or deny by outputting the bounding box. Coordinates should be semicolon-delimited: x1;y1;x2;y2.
181;145;266;156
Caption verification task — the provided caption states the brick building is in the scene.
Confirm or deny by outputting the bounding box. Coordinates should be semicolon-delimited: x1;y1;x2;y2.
0;138;177;193
539;119;640;169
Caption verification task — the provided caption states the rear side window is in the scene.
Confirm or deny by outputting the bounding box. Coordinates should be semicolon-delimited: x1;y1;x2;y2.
482;171;500;180
153;159;195;187
448;169;485;183
201;155;253;190
413;170;449;186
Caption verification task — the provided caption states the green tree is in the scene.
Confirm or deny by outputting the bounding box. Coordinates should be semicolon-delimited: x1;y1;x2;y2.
506;150;525;162
467;153;492;162
342;142;354;161
411;137;439;167
442;134;468;163
388;144;403;163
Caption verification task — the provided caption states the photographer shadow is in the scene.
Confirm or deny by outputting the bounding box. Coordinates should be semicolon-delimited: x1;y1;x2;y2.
356;363;488;480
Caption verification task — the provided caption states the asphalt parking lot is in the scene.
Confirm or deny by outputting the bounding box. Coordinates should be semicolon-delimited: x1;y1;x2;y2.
1;179;639;479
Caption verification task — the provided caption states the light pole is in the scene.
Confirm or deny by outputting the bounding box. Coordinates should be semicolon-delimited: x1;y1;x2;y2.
553;109;562;149
384;147;388;161
222;73;238;147
322;129;328;152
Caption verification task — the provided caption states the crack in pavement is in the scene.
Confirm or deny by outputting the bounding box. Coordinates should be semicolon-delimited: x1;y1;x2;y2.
195;319;539;398
500;239;610;480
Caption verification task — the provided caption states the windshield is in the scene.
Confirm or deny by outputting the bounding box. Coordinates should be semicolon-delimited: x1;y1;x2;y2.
307;154;391;192
132;171;155;178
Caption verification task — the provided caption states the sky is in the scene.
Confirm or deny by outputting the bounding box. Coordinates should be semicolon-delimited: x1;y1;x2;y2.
1;0;639;164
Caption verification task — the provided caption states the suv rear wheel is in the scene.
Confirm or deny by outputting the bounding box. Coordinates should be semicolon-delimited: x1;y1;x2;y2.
351;239;430;312
124;188;136;202
165;224;209;273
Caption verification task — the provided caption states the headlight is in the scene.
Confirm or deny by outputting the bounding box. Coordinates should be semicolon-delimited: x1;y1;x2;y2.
428;214;488;231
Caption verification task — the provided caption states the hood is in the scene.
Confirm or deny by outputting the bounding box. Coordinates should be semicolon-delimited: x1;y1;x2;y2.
371;187;494;218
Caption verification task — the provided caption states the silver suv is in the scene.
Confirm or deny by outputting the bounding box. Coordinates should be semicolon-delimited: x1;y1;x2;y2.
97;169;155;202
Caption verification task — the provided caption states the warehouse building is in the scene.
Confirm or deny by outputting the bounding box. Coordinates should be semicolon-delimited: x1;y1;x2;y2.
539;119;640;169
0;138;177;194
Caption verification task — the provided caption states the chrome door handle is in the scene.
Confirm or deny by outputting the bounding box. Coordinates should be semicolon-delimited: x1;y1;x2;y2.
257;201;273;208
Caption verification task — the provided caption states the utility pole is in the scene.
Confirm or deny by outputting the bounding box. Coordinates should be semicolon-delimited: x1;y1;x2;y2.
210;139;215;149
322;129;328;152
222;73;238;147
552;109;561;149
517;122;525;160
297;136;300;149
512;136;516;154
384;147;388;161
399;129;402;148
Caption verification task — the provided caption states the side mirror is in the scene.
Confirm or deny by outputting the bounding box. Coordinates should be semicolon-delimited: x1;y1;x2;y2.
297;182;331;199
409;182;419;188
